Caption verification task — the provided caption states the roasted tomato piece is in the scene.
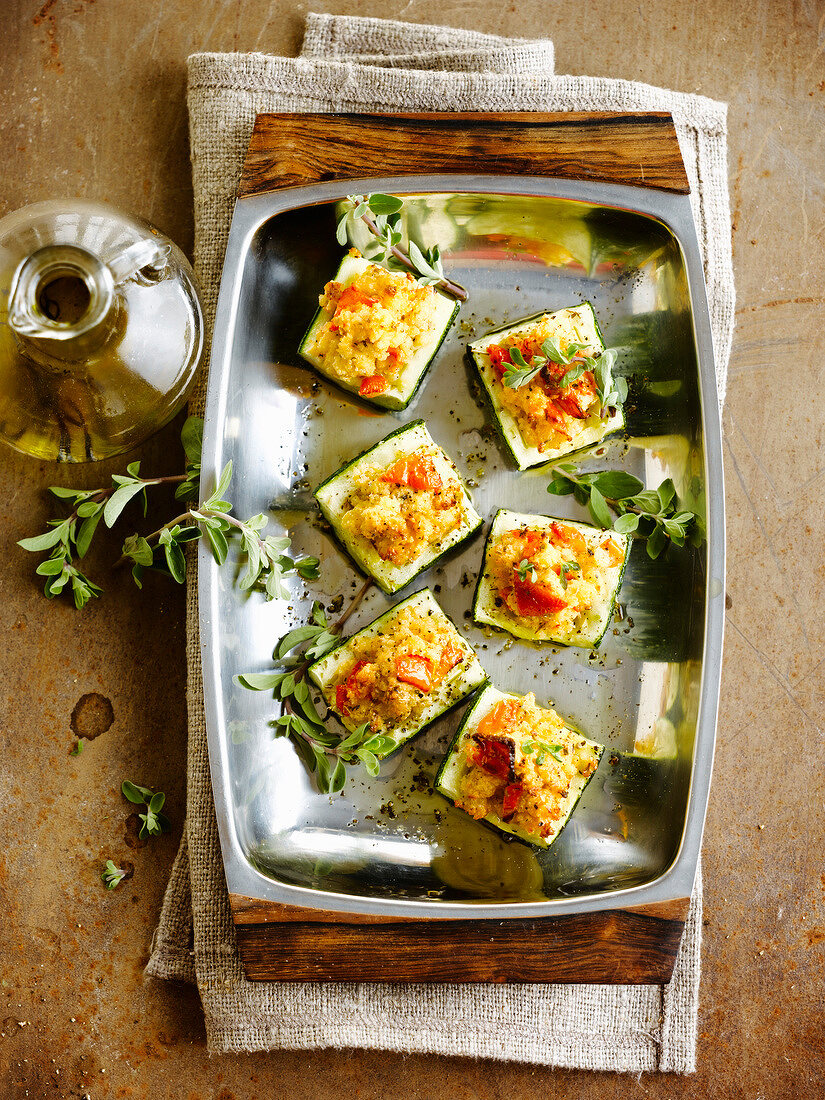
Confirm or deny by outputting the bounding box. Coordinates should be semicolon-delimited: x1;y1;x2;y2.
476;698;520;737
405;457;442;492
438;641;463;676
382;455;442;492
509;527;544;558
500;782;523;821
471;734;517;781
395;654;434;693
487;344;510;375
335;659;370;715
550;521;588;558
359;374;388;396
512;575;568;617
554;392;589;419
382;457;409;484
542;402;572;438
336;285;378;313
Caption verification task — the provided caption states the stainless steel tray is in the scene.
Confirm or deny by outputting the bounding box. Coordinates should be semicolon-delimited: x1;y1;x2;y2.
200;175;724;919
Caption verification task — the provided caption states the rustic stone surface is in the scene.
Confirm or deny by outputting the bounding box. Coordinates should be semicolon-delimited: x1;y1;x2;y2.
1;1;823;1097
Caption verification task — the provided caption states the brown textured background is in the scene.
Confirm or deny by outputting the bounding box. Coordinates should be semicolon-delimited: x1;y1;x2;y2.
1;1;823;1097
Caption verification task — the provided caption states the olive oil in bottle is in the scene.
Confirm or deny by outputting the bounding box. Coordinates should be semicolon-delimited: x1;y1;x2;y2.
0;200;203;462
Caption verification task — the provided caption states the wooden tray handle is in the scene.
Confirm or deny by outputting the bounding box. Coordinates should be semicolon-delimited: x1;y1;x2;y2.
229;894;692;984
238;111;690;198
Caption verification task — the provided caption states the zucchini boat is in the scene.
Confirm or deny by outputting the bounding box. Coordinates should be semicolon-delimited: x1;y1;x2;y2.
308;589;487;758
314;420;483;595
473;509;629;648
298;251;459;411
467;303;624;470
435;685;604;848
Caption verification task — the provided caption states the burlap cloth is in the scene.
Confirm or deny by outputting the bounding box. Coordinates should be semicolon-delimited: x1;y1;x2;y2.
146;13;734;1071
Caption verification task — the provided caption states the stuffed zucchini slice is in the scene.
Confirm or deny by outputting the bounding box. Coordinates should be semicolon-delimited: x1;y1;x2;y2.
473;508;629;648
467;303;624;470
298;251;459;411
435;685;604;848
314;420;483;595
308;589;487;758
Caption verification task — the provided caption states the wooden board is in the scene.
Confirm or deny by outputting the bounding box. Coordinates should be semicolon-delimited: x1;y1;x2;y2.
238;111;690;197
231;110;691;984
230;894;692;983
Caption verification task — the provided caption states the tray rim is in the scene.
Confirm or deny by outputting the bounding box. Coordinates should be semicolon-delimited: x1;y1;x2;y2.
199;173;725;920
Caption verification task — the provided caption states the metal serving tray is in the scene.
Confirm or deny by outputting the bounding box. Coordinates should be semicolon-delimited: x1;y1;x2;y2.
200;175;724;919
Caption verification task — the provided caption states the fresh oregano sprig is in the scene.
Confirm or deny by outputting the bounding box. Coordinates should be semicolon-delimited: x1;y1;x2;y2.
548;464;704;559
337;193;468;302
121;780;171;840
15;460;186;608
18;416;320;607
501;338;590;389
500;340;627;419
523;740;565;766
120;459;320;599
101;859;128;890
592;348;628;414
515;558;537;582
236;582;390;794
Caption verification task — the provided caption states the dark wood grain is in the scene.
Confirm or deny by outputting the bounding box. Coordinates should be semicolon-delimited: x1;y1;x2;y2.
237;111;690;197
230;895;429;926
231;897;692;984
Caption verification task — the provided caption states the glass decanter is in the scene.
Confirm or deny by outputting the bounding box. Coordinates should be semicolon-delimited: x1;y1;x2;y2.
0;200;203;461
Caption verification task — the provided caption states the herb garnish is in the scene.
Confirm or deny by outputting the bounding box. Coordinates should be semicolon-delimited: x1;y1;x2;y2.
523;740;565;765
121;781;171;840
337;193;468;302
17;416;319;608
592;348;627;414
499;339;627;418
558;561;581;590
237;582;391;794
101;860;128;890
548;465;704;559
516;558;537;583
501;338;590;389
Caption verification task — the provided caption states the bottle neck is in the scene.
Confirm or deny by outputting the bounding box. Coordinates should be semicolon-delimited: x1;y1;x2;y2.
7;245;117;358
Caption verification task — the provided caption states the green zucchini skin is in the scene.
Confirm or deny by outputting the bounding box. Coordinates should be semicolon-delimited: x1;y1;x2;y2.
434;684;605;849
298;254;460;411
307;588;487;759
471;509;630;649
314;420;483;595
466;303;625;470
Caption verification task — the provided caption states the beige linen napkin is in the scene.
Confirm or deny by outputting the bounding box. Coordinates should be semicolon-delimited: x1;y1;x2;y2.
146;13;734;1072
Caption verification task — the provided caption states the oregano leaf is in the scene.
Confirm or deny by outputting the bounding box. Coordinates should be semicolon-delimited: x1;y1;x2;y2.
276;624;323;659
236;671;286;691
588;486;613;529
613;512;640;534
103;482;145;528
590;471;644;499
367;193;404;215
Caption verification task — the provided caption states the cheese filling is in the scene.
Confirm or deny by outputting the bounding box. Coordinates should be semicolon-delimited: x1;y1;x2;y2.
487;522;624;636
487;314;603;453
338;447;465;567
329;604;468;733
307;252;439;390
456;693;600;840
